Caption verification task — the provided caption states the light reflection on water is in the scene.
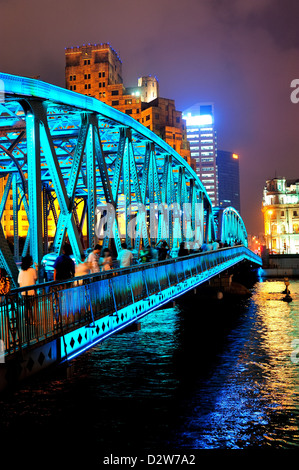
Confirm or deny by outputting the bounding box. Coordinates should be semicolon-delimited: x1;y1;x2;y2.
0;279;299;449
177;280;299;448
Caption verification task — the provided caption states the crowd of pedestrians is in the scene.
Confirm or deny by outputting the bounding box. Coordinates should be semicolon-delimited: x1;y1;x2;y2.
1;236;242;295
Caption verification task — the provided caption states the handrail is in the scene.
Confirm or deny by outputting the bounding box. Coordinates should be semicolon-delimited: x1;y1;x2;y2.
10;245;261;295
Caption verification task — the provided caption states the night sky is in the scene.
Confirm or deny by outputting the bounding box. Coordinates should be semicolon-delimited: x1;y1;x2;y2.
1;0;299;234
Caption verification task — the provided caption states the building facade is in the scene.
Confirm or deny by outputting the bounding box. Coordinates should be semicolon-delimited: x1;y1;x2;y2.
65;43;190;165
140;98;191;166
262;178;299;254
216;150;240;212
183;103;218;205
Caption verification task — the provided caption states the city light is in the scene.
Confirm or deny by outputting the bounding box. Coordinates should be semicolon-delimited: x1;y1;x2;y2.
232;153;239;159
183;113;213;127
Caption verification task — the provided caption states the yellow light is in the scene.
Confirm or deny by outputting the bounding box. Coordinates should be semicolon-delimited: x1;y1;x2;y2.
232;154;239;159
268;210;273;215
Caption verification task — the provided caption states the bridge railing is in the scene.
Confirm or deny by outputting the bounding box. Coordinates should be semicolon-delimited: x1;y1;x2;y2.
0;246;261;358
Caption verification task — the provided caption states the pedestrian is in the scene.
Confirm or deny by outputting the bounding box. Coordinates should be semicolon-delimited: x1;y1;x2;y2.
18;255;38;332
75;254;91;284
117;242;133;268
0;268;11;304
139;246;150;263
87;244;102;273
157;240;169;261
18;255;38;294
178;242;189;257
212;240;219;250
150;242;159;262
100;248;113;272
53;243;75;281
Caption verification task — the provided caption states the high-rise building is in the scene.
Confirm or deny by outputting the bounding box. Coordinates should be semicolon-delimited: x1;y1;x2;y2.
262;177;299;254
140;98;191;166
217;150;240;212
65;43;123;98
183;103;218;205
65;43;190;165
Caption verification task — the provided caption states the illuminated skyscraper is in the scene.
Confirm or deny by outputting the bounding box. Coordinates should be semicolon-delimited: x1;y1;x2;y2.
183;103;218;205
217;150;240;212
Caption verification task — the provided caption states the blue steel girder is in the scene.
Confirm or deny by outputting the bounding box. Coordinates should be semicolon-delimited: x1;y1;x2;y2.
0;72;250;277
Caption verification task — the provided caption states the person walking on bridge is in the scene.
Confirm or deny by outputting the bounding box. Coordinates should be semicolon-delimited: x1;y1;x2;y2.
100;248;113;272
53;243;75;281
117;243;133;268
87;244;101;273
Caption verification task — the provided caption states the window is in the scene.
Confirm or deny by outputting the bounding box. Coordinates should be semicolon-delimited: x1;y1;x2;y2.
102;72;105;77
201;157;214;162
281;210;285;216
73;75;76;81
146;115;150;121
125;109;132;115
111;90;119;96
88;84;91;89
99;92;102;97
102;82;105;87
85;84;87;89
99;72;102;78
70;85;73;90
73;85;76;91
70;76;72;81
84;59;90;65
154;114;159;119
112;100;119;106
294;211;298;217
99;83;102;88
103;92;106;97
125;99;132;105
176;117;180;123
136;108;139;113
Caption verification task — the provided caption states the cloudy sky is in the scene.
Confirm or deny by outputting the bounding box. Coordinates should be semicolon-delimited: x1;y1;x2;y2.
1;0;298;233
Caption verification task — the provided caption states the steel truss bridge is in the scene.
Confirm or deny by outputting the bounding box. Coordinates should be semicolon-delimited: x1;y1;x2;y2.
0;73;261;389
0;73;248;285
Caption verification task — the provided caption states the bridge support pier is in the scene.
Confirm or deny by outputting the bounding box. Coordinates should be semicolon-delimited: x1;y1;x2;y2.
120;321;142;334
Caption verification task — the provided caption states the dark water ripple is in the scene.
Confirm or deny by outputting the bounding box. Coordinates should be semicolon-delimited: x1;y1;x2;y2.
0;279;299;450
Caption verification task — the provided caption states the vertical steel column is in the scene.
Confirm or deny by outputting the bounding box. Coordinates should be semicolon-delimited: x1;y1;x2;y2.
12;174;19;261
42;184;49;254
86;124;97;249
123;135;131;248
26;112;43;270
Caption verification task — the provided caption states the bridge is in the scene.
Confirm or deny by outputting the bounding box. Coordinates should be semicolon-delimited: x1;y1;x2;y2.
0;73;261;390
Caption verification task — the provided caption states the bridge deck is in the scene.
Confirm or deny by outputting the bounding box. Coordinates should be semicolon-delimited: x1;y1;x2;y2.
0;247;261;368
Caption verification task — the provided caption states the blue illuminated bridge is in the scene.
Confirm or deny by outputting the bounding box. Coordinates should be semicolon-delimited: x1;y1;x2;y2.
0;73;261;390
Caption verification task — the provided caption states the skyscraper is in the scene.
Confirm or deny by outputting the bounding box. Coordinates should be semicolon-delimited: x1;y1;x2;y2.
183;103;218;205
217;150;240;212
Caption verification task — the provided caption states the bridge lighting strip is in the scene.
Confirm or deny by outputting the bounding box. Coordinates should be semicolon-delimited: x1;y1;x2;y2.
62;254;253;362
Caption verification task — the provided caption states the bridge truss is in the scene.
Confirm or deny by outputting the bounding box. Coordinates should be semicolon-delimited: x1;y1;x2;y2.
0;73;247;286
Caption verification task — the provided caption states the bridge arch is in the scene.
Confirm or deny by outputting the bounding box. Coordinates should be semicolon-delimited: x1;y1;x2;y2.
0;73;244;284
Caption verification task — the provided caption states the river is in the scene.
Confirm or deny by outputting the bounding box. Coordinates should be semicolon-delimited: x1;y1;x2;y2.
0;278;299;452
